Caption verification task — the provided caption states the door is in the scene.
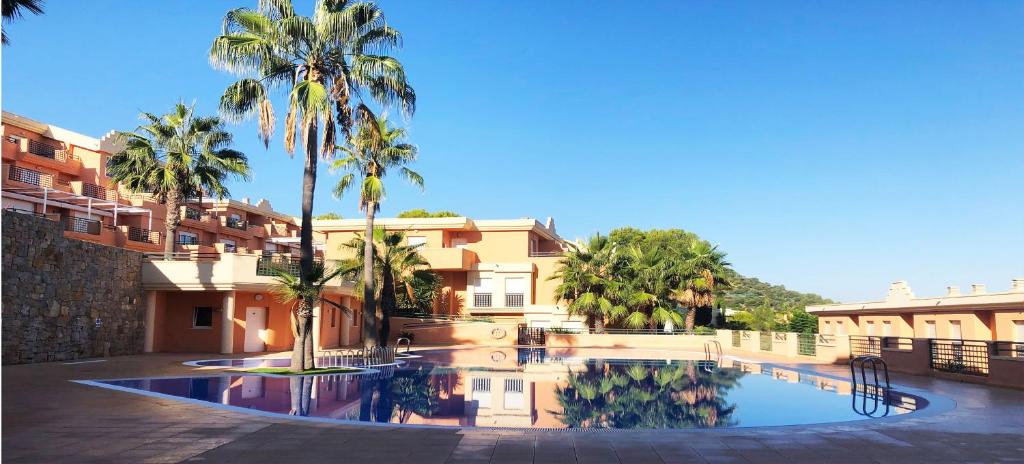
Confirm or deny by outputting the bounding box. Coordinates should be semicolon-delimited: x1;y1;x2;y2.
244;307;267;352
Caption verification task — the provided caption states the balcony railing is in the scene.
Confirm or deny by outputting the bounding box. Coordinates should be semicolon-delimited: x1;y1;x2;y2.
127;226;160;244
849;335;882;358
929;339;989;376
256;255;323;276
82;183;115;201
528;250;564;257
8;165;52;187
505;293;524;308
474;293;492;308
225;217;248;230
26;139;63;159
64;216;102;235
184;207;203;221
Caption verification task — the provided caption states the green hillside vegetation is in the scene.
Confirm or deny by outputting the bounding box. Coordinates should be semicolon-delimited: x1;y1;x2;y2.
315;212;342;220
722;273;833;311
396;209;461;218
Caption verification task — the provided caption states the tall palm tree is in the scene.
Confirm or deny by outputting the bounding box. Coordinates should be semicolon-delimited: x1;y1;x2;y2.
107;103;250;260
2;0;44;45
211;0;415;349
332;109;423;346
672;241;731;331
270;260;348;371
550;234;626;333
341;227;437;343
619;246;682;330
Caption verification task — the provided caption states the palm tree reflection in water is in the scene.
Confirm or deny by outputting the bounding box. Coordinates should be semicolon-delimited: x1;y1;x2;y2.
554;360;745;429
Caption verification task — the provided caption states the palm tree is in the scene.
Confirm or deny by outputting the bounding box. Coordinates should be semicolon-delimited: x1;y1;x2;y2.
107;103;250;260
2;0;44;45
270;260;348;371
672;241;731;331
332;109;423;346
211;0;415;348
341;227;437;343
618;246;682;331
550;234;626;333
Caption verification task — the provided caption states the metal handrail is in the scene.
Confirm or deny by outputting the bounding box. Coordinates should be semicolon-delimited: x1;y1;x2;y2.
849;355;891;417
704;340;722;362
396;337;412;353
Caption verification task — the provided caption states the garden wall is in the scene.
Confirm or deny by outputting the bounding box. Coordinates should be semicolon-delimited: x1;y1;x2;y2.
1;210;146;364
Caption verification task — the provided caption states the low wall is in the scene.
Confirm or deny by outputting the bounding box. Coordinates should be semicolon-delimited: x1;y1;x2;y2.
989;357;1024;389
545;333;716;350
390;317;518;346
880;339;931;375
1;211;146;364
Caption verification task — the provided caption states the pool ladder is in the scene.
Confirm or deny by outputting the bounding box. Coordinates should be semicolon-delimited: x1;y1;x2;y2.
701;340;723;372
849;355;891;417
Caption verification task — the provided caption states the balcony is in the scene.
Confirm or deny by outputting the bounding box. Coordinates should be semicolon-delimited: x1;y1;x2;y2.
419;247;476;270
224;217;248;230
81;183;117;201
142;253;352;291
64;216;102;235
7;165;52;188
127;226;160;244
474;293;492;308
26;139;77;163
505;293;525;308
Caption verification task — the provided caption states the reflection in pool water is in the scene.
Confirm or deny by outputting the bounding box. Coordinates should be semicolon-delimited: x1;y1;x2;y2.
89;348;926;429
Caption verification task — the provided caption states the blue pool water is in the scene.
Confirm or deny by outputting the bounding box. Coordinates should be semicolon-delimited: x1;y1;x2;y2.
84;348;935;429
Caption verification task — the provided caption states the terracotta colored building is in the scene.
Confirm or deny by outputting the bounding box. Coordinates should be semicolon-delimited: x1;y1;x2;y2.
808;280;1024;342
315;216;583;329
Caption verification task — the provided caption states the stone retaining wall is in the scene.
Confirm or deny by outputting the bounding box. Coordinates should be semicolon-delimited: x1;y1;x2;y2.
2;210;146;364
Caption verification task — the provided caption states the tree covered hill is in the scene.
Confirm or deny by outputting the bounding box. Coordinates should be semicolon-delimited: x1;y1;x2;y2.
603;227;833;312
721;272;833;311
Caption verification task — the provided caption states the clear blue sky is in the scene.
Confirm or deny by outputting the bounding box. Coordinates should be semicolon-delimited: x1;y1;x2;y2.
3;1;1022;302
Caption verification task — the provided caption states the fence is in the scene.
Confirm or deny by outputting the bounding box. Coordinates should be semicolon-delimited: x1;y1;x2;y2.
849;335;881;358
991;341;1024;358
797;333;816;356
760;332;772;351
127;226;160;244
319;346;397;368
732;330;741;347
64;216;101;235
929;339;989;376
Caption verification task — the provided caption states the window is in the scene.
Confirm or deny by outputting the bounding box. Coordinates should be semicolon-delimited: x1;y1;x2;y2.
503;378;525;410
949;320;962;340
451;237;467;249
407;236;427;248
865;321;875;336
178;231;199;245
474;277;493;307
882;321;892;336
823;321;832;335
221;239;237;253
505;277;526;307
472;378;491;408
1015;321;1024;342
836;321;846;336
193;307;214;328
926;321;937;338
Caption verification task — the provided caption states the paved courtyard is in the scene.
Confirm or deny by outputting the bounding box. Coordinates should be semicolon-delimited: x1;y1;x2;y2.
3;350;1023;463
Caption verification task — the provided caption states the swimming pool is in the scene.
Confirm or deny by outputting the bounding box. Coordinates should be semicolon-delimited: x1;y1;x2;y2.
79;347;942;430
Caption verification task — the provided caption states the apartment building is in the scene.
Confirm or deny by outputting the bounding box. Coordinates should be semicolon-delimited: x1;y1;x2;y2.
808;280;1024;342
2;111;358;355
315;216;585;329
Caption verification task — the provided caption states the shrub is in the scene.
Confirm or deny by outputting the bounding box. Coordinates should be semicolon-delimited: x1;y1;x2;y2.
398;330;415;342
693;326;716;335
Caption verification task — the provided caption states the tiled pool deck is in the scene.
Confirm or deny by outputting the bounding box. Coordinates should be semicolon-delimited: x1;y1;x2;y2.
3;349;1023;464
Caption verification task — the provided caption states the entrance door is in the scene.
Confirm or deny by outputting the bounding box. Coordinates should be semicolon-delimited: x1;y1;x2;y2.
244;307;267;352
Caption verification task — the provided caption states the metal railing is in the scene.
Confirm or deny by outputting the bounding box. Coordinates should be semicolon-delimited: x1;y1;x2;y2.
144;251;221;261
731;330;741;347
82;183;114;200
127;226;160;244
798;333;817;356
545;327;706;335
256;255;301;276
760;332;772;351
26;139;66;159
929;339;989;376
183;207;204;221
849;335;882;358
517;326;546;346
528;251;563;257
224;217;248;230
319;346;398;367
474;293;492;308
883;337;914;351
505;293;524;308
817;334;836;345
64;216;101;235
991;341;1024;358
8;165;51;187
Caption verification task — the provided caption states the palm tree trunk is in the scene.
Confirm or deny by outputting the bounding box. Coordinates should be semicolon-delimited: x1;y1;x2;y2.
163;191;181;260
293;119;318;371
361;202;378;347
594;315;605;334
379;266;395;344
685;307;696;332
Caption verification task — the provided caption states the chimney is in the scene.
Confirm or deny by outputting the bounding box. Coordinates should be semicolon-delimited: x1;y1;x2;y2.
1012;278;1024;292
970;284;987;295
241;197;250;205
946;286;961;297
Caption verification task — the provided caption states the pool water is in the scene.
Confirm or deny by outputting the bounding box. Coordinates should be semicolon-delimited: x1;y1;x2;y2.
85;348;930;430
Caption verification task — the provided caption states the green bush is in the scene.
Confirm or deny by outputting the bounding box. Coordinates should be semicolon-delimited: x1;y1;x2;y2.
692;326;716;335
